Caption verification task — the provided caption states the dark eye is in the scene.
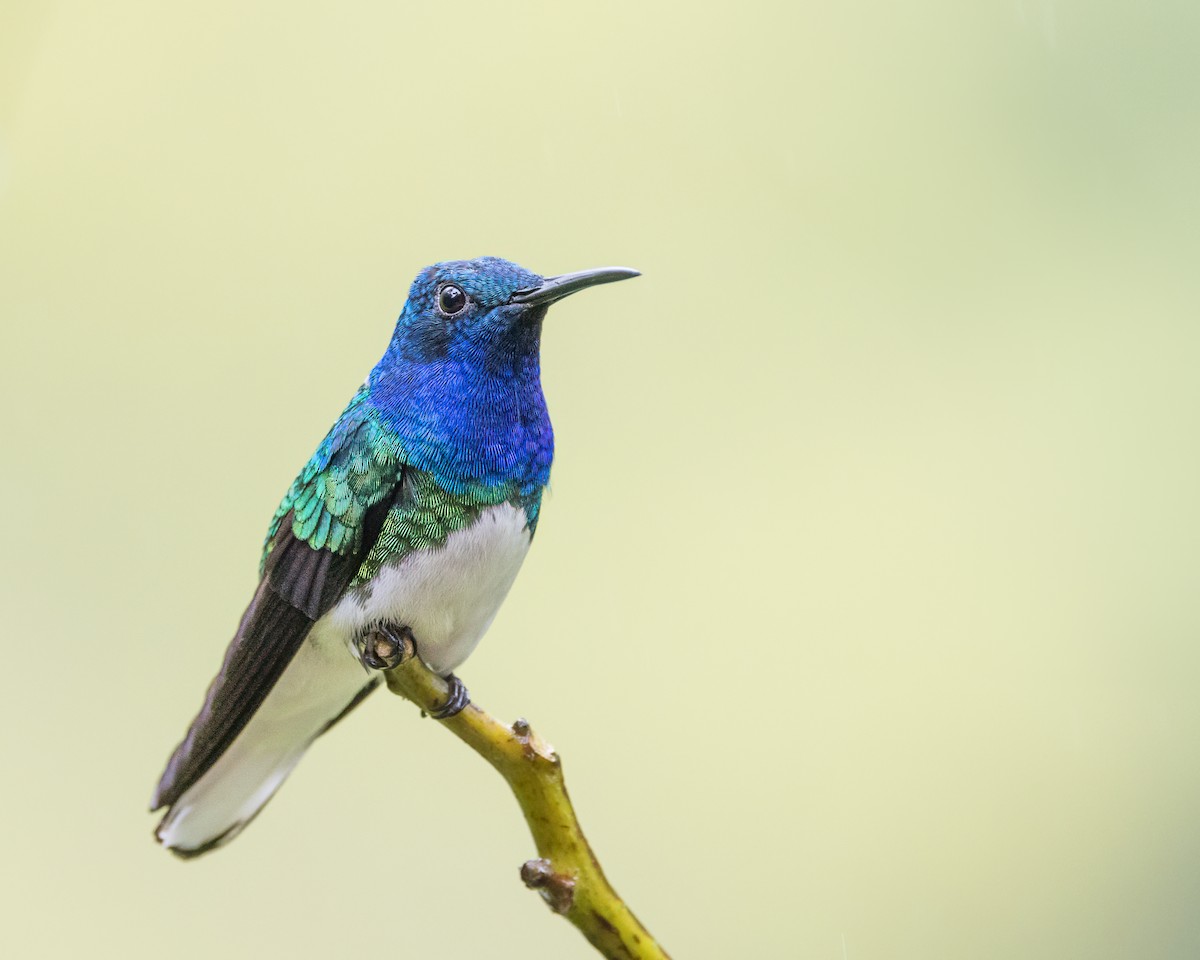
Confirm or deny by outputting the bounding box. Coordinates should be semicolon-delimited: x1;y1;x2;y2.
437;283;468;318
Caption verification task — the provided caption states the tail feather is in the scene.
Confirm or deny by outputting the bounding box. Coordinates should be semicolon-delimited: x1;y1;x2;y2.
155;626;376;858
155;744;307;857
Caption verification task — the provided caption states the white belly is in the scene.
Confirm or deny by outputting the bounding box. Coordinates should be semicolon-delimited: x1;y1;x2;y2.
321;501;533;674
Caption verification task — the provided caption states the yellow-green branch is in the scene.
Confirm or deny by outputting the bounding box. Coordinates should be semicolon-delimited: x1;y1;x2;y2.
379;631;670;960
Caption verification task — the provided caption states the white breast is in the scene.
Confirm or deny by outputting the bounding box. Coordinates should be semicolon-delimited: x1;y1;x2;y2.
321;501;533;675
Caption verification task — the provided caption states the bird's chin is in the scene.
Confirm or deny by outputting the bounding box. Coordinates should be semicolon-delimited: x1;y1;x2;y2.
517;302;549;324
493;301;548;330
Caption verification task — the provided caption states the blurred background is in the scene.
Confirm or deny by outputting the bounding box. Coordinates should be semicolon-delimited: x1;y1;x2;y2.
2;1;1199;957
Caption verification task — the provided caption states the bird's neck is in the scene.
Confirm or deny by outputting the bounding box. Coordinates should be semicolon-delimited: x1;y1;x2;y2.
367;350;553;496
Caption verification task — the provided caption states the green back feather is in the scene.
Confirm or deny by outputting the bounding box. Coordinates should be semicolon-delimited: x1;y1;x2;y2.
260;386;543;588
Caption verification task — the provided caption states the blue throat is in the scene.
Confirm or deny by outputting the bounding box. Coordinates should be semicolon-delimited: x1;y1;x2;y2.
367;314;554;497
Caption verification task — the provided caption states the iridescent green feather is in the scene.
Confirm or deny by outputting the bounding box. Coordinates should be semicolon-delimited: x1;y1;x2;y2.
260;386;544;589
260;386;404;573
352;472;527;585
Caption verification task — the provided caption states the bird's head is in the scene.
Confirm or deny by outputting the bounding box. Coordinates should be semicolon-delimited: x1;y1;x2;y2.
386;256;639;372
371;256;638;489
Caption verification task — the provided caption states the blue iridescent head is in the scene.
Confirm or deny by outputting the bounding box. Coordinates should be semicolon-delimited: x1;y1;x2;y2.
388;257;543;368
385;257;638;370
370;256;638;493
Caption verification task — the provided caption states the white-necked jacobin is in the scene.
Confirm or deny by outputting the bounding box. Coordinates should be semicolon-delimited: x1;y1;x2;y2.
152;257;640;857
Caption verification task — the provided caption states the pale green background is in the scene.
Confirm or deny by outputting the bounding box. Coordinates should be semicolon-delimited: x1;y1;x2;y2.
2;2;1198;958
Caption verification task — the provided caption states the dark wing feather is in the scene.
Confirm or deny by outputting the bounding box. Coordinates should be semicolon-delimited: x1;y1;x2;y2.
152;391;405;811
151;512;389;810
151;571;309;810
264;524;351;619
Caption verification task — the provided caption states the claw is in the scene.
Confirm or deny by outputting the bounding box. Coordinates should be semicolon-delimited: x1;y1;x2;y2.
428;674;469;720
356;625;414;671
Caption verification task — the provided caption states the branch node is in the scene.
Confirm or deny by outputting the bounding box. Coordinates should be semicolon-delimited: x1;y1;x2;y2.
511;717;559;766
521;858;576;915
379;621;669;957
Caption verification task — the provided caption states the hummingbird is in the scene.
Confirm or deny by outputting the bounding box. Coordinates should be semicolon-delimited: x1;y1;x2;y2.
151;257;639;857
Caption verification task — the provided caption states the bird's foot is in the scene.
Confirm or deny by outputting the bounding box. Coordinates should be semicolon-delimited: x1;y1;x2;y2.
428;674;470;720
356;624;415;671
356;625;467;718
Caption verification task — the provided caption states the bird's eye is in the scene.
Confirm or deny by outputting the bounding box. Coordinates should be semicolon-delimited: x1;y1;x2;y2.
437;283;468;318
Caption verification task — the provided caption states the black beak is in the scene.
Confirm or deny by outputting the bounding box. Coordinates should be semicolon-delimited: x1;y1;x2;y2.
509;266;641;307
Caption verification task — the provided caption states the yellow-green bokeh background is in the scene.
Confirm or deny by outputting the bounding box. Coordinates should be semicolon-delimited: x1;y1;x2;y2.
3;2;1199;957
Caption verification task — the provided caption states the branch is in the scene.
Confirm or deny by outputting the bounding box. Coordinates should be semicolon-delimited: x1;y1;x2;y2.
375;629;671;960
